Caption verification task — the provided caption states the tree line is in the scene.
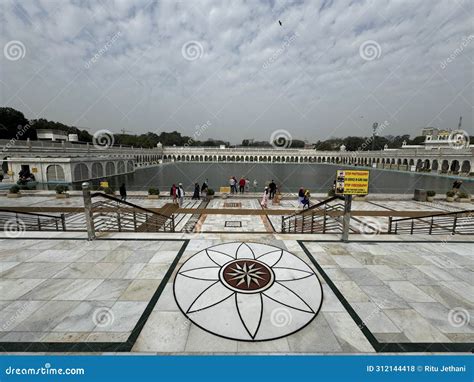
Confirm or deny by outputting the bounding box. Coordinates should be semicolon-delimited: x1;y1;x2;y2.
0;107;424;150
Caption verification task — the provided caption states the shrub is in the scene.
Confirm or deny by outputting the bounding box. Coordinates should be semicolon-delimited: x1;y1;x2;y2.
458;192;469;199
446;191;455;197
55;185;68;194
327;189;335;197
207;188;215;196
148;187;160;195
426;190;436;197
9;185;20;194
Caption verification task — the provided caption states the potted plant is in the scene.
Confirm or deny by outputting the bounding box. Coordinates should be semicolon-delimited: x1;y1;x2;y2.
327;189;336;197
55;184;69;198
426;190;436;202
148;187;160;199
206;188;215;200
458;192;470;203
7;185;21;198
446;190;455;202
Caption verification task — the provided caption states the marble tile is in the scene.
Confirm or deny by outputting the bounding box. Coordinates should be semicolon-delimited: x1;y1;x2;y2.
0;278;46;300
418;285;474;310
409;302;473;334
237;337;290;353
136;264;169;279
320;284;346;312
149;251;179;264
12;301;80;332
333;281;370;302
86;280;132;301
86;332;130;343
286;313;343;353
383;309;451;343
387;281;436;303
1;262;68;279
332;255;364;268
415;265;458;282
360;285;410;309
441;281;474;303
53;300;115;332
52;279;104;300
365;265;405;281
185;324;238;352
323;312;375;352
132;311;190;352
153;284;179;312
108;263;146;279
53;262;120;279
119;279;161;301
21;278;79;300
343;268;384;286
0;262;20;273
42;332;90;342
352;302;401;333
27;250;85;263
0;300;46;332
92;301;147;332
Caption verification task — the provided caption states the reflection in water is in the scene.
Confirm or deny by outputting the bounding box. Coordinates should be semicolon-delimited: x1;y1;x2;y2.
68;163;473;194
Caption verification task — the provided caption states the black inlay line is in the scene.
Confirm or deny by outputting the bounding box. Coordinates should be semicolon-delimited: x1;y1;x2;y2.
298;240;474;353
0;239;189;353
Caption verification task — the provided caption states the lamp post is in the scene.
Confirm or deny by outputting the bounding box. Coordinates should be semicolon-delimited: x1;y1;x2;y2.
371;122;378;151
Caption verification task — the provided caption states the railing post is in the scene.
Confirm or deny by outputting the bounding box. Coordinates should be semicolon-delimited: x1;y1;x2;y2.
323;209;327;233
452;216;457;234
341;195;352;242
172;214;175;232
410;219;414;234
281;216;285;233
429;217;433;235
82;182;96;240
388;217;392;234
61;213;66;231
117;211;121;232
311;212;314;233
37;216;41;231
133;211;137;231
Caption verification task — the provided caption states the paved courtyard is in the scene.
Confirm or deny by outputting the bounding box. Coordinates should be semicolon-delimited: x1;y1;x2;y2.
0;233;472;353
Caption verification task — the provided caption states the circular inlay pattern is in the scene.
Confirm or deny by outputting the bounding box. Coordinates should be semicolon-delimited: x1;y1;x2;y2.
173;242;323;341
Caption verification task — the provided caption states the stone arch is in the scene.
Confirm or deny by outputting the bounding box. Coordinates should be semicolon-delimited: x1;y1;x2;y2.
423;159;430;170
106;162;115;176
117;161;125;174
46;164;65;182
450;160;460;173
441;160;449;172
127;160;134;172
431;160;438;171
461;160;471;174
73;163;89;181
91;163;104;178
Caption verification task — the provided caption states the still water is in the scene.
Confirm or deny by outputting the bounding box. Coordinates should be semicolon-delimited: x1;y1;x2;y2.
79;163;473;194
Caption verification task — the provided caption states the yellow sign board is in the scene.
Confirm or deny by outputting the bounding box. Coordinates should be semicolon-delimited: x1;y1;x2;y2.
335;170;369;195
220;186;230;193
31;167;38;173
100;181;109;188
7;171;13;176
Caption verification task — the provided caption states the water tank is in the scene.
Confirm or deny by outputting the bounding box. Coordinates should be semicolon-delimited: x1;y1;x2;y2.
68;134;79;142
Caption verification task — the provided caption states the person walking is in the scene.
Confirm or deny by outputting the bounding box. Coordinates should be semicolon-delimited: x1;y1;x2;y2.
298;187;305;207
229;177;236;194
170;184;177;204
269;180;277;199
119;183;127;201
239;177;246;194
245;178;250;192
177;183;185;207
302;189;311;209
253;179;258;192
192;183;200;200
261;187;269;208
452;180;463;194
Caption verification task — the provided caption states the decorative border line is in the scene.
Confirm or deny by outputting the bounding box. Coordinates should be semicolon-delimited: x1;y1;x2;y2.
224;221;242;228
298;240;474;353
0;239;189;352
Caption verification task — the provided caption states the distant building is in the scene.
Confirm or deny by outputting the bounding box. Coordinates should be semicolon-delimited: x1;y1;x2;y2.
36;129;68;141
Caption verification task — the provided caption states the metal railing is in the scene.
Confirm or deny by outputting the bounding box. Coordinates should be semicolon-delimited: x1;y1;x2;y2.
0;209;66;231
281;195;345;233
90;193;175;233
388;209;474;235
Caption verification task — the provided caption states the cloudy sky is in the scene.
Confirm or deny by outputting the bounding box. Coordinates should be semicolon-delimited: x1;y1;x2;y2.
1;0;472;144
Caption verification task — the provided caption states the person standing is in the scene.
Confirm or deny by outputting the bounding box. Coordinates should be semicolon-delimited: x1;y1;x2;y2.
119;183;127;201
253;179;258;192
229;177;236;194
298;187;305;207
170;184;177;204
192;183;200;200
177;183;185;207
269;180;277;199
261;187;269;208
245;178;250;192
452;180;463;194
239;177;246;194
302;189;311;209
